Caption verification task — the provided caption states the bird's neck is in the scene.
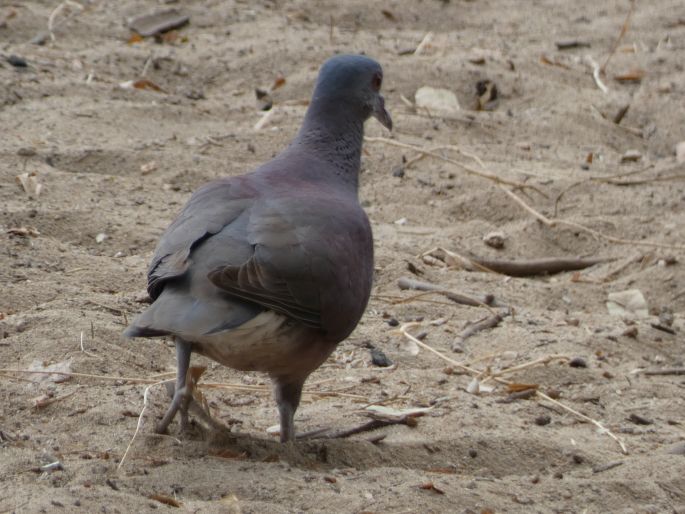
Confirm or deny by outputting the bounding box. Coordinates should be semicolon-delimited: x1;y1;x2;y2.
292;100;365;189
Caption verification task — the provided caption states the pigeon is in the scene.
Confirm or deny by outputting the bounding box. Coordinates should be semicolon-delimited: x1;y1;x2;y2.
124;54;392;442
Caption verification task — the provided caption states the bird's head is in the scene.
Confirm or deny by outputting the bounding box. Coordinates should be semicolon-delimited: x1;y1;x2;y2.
312;54;392;131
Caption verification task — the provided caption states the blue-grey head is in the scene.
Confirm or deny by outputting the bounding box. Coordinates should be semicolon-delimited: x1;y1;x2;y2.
310;54;392;131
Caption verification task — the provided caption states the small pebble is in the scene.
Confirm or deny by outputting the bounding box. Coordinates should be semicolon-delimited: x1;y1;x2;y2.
535;415;551;426
482;231;506;249
569;357;587;368
386;318;399;327
468;449;478;458
7;55;28;67
620;149;642;163
392;166;405;178
370;347;393;367
572;454;584;464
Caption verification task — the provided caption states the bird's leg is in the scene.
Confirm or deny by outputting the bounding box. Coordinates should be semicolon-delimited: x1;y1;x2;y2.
156;338;193;434
273;377;305;443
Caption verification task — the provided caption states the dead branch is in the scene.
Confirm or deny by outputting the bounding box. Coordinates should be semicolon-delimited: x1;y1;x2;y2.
364;136;546;196
424;247;613;277
641;368;685;376
592;461;625;474
601;0;636;73
500;185;685;251
452;313;506;351
536;391;628;454
300;417;414;440
397;324;627;454
397;277;495;307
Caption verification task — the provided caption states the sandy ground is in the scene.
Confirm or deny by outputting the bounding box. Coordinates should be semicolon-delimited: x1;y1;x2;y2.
1;0;685;512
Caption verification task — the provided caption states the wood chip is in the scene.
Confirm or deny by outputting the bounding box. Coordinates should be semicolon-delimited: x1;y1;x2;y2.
128;9;189;37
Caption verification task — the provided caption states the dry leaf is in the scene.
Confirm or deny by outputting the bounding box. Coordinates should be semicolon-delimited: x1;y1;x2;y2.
366;405;432;421
415;86;460;114
607;289;648;319
127;33;143;44
140;161;158;175
506;383;539;393
271;74;286;91
15;172;42;198
614;68;645;82
7;226;40;237
28;359;72;383
210;448;248;460
133;79;165;92
149;494;181;508
418;482;445;494
381;9;397;21
425;466;456;474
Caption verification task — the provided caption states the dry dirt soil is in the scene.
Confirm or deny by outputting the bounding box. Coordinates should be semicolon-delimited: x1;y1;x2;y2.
1;1;685;513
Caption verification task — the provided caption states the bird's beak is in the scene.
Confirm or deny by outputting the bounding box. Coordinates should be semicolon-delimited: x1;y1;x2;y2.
372;94;393;131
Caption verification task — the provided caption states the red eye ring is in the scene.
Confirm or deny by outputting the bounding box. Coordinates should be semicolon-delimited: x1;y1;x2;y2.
372;73;382;91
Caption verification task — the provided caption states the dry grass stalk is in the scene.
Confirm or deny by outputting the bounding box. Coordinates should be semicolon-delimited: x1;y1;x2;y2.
397;323;628;454
117;378;174;470
536;391;628;454
364;137;545;195
601;0;637;74
500;185;685;251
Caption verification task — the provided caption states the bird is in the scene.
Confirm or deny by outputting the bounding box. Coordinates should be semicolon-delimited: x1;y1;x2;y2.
124;54;392;442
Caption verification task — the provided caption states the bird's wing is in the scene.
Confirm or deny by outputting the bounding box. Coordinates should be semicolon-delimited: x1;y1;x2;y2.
146;178;256;299
207;191;371;336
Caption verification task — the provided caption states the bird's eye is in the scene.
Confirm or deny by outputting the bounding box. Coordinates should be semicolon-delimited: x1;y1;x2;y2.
371;73;382;91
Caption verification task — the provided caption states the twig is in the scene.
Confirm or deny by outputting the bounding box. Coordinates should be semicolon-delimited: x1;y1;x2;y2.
485;355;570;380
364;137;546;195
428;248;614;277
47;0;84;42
414;32;434;55
118;378;174;470
500;185;685;251
0;368;173;383
301;417;412;440
452;313;506;351
397;277;495;307
397;324;627;454
641;368;685;376
553;165;655;216
79;331;99;358
536;391;628;454
601;0;636;73
592;460;624;474
584;55;609;93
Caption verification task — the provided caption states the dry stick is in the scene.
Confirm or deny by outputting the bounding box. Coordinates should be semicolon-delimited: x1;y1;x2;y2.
397;277;495;308
641;368;685;376
537;392;628;454
585;55;609;93
364;137;546;196
0;368;173;384
118;378;174;470
553;165;655;216
398;324;628;454
604;173;685;186
47;0;84;42
499;185;685;251
442;251;614;277
301;418;412;440
375;292;466;308
601;0;636;74
453;313;506;351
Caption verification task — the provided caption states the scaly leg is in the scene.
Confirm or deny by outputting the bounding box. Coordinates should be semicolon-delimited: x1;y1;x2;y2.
156;338;193;434
273;378;305;443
